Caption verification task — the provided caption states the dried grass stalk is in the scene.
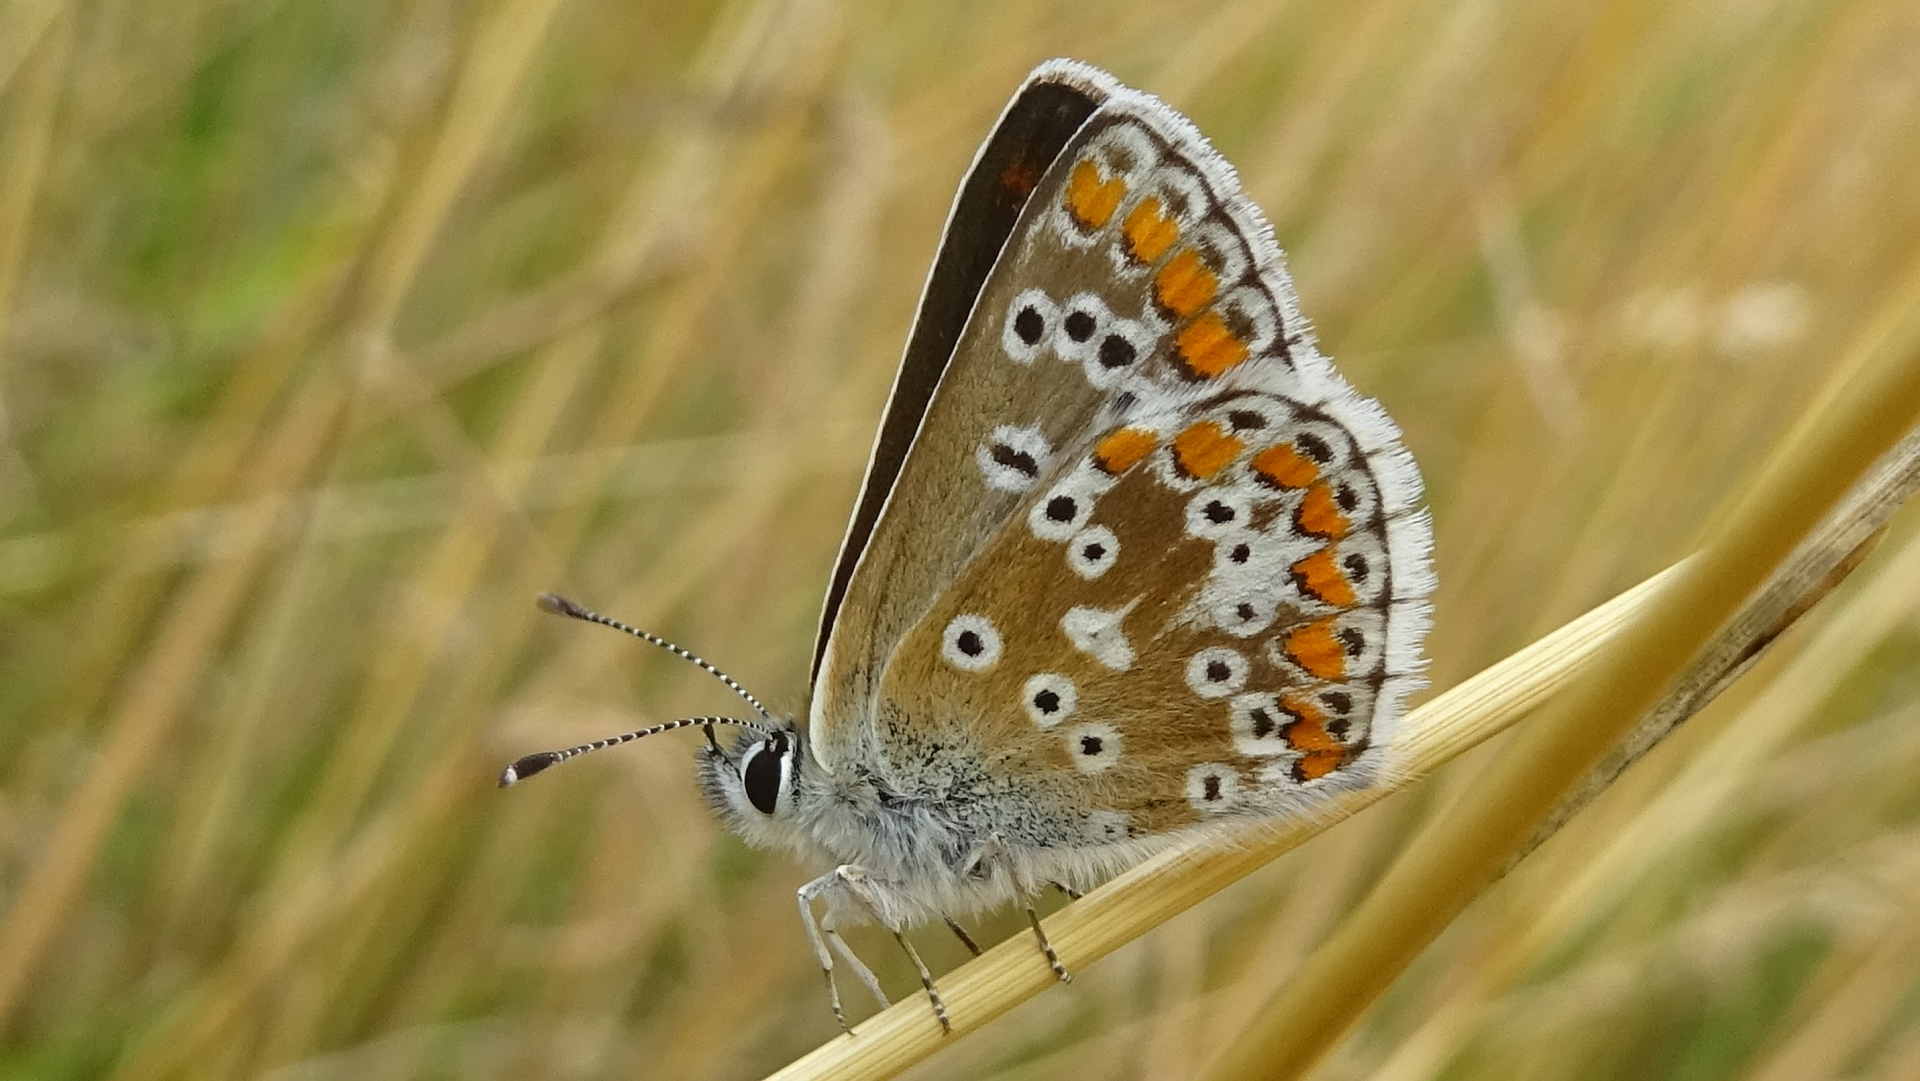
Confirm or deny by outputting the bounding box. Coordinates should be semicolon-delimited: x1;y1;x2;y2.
1197;306;1920;1081
770;307;1920;1081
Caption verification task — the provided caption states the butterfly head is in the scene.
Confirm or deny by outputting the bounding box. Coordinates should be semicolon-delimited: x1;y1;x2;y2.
700;718;798;811
696;717;865;868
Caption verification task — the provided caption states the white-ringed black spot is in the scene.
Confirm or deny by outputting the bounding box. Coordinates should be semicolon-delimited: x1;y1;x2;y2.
1335;485;1359;512
941;614;1002;672
991;443;1038;477
977;424;1052;492
1186;489;1253;539
1014;306;1046;344
1328;718;1351;739
1002;290;1059;364
1323;690;1353;714
1064;309;1096;342
1227;409;1268;431
1229;542;1251;564
1066;524;1119;579
1098;334;1136;369
1184;763;1242;810
1022;672;1078;727
1067;722;1123;773
1186;647;1248;698
1339;627;1366;655
1031;477;1105;541
1213;591;1277;637
1344;553;1370;581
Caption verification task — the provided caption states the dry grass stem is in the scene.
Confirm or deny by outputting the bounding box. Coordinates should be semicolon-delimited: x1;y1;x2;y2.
1512;423;1920;870
1197;302;1920;1080
767;560;1685;1081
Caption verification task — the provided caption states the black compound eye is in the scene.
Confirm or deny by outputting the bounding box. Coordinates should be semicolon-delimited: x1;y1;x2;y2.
742;738;784;815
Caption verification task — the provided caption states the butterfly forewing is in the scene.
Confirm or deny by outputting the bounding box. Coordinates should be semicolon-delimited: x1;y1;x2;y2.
813;78;1104;688
817;61;1434;844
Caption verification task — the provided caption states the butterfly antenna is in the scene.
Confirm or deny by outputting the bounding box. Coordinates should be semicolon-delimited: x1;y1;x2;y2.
499;716;759;787
535;592;771;719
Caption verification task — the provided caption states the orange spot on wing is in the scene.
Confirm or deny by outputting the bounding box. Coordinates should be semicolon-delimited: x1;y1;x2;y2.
1154;249;1218;317
1001;155;1039;199
1290;548;1357;607
1173;311;1250;379
1280;694;1337;752
1251;443;1318;489
1171;421;1244;480
1294;748;1345;781
1121;197;1179;263
1065;159;1125;229
1296;482;1352;539
1283;619;1347;681
1094;427;1159;474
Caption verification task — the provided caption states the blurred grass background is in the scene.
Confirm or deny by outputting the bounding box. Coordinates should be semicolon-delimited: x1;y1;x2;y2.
3;1;1920;1079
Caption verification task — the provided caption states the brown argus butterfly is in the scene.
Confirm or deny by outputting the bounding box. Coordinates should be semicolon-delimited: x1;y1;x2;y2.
501;59;1435;1033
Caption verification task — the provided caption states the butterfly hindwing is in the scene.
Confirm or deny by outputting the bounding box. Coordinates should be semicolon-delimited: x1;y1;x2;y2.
817;61;1434;845
885;388;1421;842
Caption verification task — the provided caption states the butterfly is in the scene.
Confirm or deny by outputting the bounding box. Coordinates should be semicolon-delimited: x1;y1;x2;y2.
501;58;1435;1033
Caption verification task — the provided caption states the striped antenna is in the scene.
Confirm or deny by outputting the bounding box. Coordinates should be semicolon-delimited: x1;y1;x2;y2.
535;592;770;718
498;716;762;787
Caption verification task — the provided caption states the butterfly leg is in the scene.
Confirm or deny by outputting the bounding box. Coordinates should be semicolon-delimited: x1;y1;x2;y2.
973;833;1073;984
1023;904;1072;984
944;917;983;956
796;877;852;1031
828;864;953;1033
797;870;889;1032
1052;881;1083;900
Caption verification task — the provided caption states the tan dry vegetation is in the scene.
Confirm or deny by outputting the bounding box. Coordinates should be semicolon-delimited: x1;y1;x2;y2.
3;2;1920;1080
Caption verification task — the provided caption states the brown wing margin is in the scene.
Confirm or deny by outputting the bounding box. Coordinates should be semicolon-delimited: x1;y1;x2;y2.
810;72;1106;680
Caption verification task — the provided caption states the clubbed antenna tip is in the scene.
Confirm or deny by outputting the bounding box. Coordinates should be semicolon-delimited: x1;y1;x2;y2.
535;592;583;619
498;753;559;787
495;716;763;789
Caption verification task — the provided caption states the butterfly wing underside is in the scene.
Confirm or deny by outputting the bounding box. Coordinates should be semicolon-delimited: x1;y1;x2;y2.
815;61;1434;845
810;70;1105;694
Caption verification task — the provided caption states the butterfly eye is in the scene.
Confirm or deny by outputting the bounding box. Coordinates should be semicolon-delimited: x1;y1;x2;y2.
742;735;786;815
